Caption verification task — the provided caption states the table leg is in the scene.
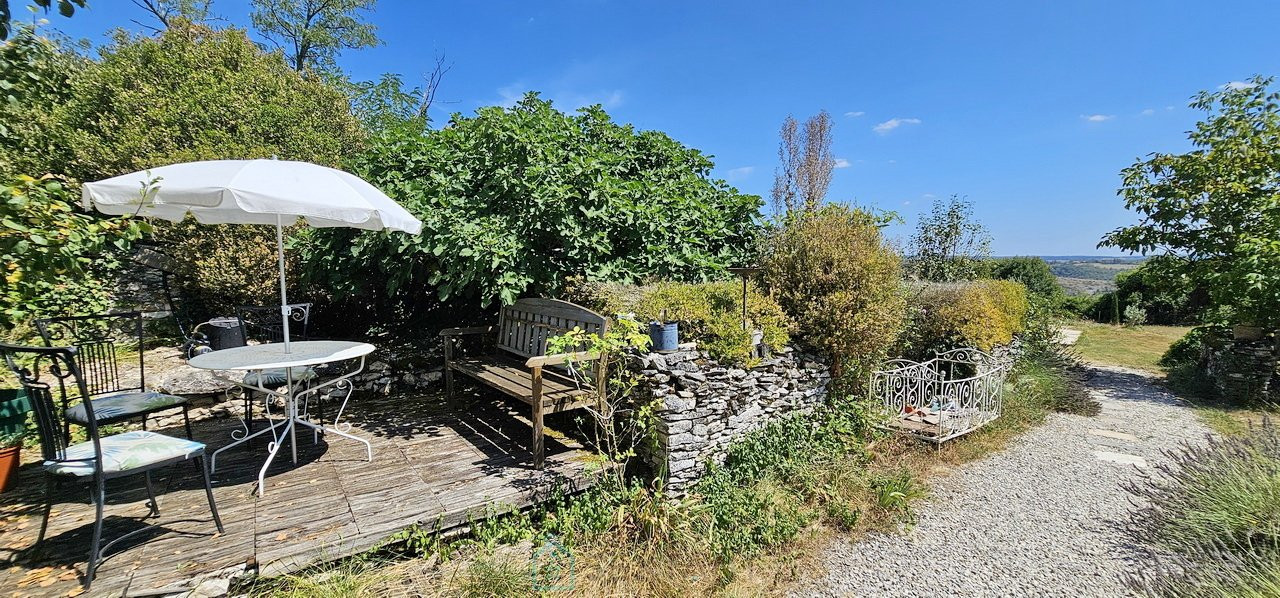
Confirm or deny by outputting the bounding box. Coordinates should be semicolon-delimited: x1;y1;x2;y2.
287;369;298;465
295;418;372;462
258;418;294;497
211;417;286;473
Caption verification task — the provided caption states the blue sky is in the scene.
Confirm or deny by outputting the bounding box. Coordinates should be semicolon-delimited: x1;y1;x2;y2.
33;0;1280;255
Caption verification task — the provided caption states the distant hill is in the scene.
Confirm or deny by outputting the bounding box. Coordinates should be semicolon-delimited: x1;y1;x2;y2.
1037;256;1145;263
1039;256;1145;295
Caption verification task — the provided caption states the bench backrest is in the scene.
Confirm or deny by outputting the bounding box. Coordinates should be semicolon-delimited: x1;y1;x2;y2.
495;298;607;359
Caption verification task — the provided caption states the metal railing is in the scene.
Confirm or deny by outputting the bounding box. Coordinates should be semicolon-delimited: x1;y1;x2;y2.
870;348;1010;444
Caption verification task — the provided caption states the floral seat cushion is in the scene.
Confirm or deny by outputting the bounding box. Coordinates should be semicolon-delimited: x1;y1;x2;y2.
65;391;190;425
243;366;317;387
44;431;205;477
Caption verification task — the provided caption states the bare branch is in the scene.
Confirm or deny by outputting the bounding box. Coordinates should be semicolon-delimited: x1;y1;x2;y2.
131;0;170;31
417;52;453;118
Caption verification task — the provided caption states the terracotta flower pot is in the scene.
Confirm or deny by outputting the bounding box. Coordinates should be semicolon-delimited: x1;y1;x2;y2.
0;445;18;494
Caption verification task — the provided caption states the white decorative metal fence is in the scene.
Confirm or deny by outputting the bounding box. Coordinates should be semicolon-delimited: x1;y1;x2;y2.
870;348;1010;443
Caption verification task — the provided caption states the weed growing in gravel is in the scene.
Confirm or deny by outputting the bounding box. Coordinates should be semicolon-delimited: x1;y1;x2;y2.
1123;418;1280;597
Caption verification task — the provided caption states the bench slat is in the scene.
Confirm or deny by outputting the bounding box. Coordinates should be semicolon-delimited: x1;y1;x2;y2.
451;355;592;412
495;299;605;358
446;298;608;469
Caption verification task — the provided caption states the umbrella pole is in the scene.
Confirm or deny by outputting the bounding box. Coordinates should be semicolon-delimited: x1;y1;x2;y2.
277;215;292;354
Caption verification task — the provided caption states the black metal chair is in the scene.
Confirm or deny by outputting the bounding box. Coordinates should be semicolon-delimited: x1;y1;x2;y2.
0;343;223;589
235;304;317;435
35;312;195;439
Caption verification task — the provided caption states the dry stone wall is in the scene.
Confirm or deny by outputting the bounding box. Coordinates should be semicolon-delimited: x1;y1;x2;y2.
631;345;830;493
1206;333;1280;402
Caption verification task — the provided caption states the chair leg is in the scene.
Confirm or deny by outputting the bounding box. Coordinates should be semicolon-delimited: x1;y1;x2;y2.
182;405;194;440
197;456;224;534
36;476;54;547
143;471;159;518
244;390;255;441
315;380;325;427
85;477;106;589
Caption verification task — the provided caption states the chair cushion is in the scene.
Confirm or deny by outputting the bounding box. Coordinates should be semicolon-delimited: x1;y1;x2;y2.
65;391;191;425
242;366;317;387
44;431;205;477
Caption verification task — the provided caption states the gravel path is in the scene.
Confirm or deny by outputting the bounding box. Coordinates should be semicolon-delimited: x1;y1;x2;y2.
799;365;1208;598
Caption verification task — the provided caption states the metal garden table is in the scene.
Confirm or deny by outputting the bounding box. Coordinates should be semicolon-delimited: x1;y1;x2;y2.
189;340;375;496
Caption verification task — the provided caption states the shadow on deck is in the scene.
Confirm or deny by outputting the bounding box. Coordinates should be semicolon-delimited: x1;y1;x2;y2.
0;387;608;596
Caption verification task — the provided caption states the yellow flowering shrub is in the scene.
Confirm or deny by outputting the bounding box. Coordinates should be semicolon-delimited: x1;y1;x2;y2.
908;279;1030;354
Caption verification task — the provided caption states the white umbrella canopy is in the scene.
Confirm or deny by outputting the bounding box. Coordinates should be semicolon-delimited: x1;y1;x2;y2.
82;159;423;353
82;159;422;233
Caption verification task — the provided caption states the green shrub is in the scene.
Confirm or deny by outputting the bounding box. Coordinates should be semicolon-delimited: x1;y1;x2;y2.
1058;294;1098;319
53;24;363;181
1160;326;1222;369
563;279;789;366
1016;292;1070;362
1089;260;1205;326
1;175;147;330
693;400;889;558
1123;303;1148;327
760;205;905;385
633;281;788;365
1160;325;1227;401
984;256;1063;300
0;27;88;176
37;23;366;314
152;220;303;319
305;93;761;309
902;279;1030;356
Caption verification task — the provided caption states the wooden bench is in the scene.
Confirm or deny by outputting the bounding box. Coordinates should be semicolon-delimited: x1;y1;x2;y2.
440;298;609;468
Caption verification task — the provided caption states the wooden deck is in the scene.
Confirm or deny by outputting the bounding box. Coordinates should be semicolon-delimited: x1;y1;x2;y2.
0;388;607;596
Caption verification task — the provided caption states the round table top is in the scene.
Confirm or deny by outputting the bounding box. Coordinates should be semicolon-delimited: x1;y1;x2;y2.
188;340;376;371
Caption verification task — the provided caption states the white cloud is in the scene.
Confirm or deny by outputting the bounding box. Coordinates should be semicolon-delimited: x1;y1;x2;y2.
1220;80;1256;90
551;89;624;110
872;117;922;134
491;83;624;111
922;193;936;199
844;111;865;118
1140;108;1155;116
833;158;851;169
1081;114;1115;122
495;83;525;107
725;166;755;181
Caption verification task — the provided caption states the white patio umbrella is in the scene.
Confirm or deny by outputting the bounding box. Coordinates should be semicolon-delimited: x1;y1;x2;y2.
82;159;423;353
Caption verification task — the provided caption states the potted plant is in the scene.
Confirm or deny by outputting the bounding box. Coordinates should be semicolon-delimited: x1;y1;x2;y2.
0;430;23;494
0;388;29;438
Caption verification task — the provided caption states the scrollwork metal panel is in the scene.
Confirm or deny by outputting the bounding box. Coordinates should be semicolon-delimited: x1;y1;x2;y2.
870;347;1008;444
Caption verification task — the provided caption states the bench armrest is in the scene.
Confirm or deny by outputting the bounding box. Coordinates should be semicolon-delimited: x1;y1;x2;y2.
525;351;601;368
440;326;495;337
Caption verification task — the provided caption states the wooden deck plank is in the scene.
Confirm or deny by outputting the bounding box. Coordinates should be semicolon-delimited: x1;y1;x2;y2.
0;387;605;596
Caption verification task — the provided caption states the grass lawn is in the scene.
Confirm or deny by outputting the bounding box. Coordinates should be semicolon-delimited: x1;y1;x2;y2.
1071;321;1192;372
1071;320;1277;437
